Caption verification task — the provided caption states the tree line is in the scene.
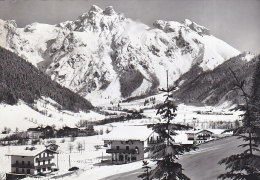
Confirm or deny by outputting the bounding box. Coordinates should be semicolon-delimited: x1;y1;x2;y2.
0;47;93;112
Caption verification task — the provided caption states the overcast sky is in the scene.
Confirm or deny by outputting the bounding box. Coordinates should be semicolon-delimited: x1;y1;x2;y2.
0;0;259;53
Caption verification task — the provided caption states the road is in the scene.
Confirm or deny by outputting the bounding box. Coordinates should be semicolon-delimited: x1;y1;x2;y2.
102;136;244;180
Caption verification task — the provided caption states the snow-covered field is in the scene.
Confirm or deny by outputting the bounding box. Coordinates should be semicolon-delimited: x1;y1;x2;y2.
0;99;106;132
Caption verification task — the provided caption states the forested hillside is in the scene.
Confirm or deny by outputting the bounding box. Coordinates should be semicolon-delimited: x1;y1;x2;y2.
173;53;259;105
0;47;93;111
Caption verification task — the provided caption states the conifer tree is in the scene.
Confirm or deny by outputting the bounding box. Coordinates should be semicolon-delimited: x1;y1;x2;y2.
148;71;196;180
138;160;152;180
218;68;260;180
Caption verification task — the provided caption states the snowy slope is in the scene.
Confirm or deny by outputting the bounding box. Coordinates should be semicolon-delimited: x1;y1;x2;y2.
173;53;258;106
0;99;105;132
0;5;241;105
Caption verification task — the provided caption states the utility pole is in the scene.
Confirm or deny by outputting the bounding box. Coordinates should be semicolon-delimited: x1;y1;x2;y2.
57;153;59;169
69;154;71;168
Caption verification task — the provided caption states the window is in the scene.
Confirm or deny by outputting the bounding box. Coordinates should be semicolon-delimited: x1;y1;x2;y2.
135;146;139;154
126;146;129;150
27;169;30;174
37;169;41;173
47;153;49;157
22;161;24;165
43;160;45;165
38;161;40;166
188;137;194;141
116;146;120;150
43;168;46;171
16;160;18;164
43;153;45;157
22;169;25;174
131;156;137;161
16;168;18;173
119;155;124;161
48;159;50;164
48;167;51;171
28;161;30;166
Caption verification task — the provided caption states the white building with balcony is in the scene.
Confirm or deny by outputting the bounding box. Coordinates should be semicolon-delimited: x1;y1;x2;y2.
6;145;58;179
104;125;162;164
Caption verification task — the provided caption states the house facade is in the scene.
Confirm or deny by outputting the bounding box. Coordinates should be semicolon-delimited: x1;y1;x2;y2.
27;127;43;139
6;146;57;179
186;129;214;144
104;126;161;164
106;140;144;164
57;126;78;137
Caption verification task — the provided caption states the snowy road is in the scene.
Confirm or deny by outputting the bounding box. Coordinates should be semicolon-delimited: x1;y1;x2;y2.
102;136;244;180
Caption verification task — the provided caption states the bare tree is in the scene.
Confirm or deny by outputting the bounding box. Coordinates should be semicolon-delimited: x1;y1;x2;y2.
77;142;83;153
68;143;74;153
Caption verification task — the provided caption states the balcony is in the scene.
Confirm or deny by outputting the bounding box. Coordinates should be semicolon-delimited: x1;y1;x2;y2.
36;155;54;161
12;163;34;169
35;163;55;169
197;135;211;140
147;139;165;145
106;149;138;154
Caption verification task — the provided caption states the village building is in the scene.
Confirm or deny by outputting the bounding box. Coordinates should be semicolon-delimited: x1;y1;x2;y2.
27;127;43;139
0;132;28;146
186;129;214;144
104;125;162;164
57;126;78;137
42;126;55;138
78;124;96;136
5;145;58;180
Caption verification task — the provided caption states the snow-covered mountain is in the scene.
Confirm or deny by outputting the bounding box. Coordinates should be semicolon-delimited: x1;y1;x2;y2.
173;52;258;106
0;5;241;105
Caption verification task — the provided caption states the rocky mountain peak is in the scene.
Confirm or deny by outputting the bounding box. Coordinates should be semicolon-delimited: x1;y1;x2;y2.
66;5;125;33
182;19;210;35
103;6;116;16
89;5;103;14
0;7;242;105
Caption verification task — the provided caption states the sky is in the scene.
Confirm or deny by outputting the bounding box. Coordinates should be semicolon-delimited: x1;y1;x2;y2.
0;0;259;53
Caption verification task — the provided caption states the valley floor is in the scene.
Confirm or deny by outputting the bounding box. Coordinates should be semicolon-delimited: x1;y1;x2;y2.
101;136;244;180
0;100;243;180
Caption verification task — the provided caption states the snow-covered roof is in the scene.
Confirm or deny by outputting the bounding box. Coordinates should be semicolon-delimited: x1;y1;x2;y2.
6;146;47;157
206;129;226;135
104;125;155;141
185;129;214;134
173;131;194;145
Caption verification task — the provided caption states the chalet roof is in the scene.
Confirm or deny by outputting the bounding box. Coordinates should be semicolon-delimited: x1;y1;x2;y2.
5;146;56;157
206;129;226;135
27;127;42;132
63;126;78;130
186;129;214;135
104;125;155;141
